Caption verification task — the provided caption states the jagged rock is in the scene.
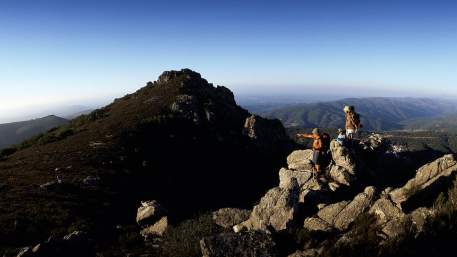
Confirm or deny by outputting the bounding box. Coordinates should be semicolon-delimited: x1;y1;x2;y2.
317;201;349;225
233;178;300;232
212;208;251;229
140;216;168;238
328;165;354;186
288;249;320;257
369;198;404;225
16;247;33;257
303;217;333;232
333;186;376;230
410;207;435;233
136;200;167;226
381;217;411;238
390;154;457;206
279;168;313;189
330;140;356;173
200;231;277;257
287;150;314;171
243;115;287;146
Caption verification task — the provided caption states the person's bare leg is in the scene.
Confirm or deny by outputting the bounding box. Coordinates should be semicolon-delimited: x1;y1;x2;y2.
315;165;321;177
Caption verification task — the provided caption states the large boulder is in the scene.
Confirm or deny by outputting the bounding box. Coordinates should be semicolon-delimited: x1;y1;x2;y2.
279;168;313;189
136;200;167;226
287;150;314;171
328;165;354;186
233;178;300;232
200;231;277;257
369;198;404;225
330;140;356;173
309;187;376;231
317;201;350;225
212;208;251;229
389;154;457;206
140;216;168;238
333;186;376;230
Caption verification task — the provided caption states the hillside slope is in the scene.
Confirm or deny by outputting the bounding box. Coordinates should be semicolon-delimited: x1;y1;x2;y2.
259;97;457;131
0;69;292;255
0;115;69;150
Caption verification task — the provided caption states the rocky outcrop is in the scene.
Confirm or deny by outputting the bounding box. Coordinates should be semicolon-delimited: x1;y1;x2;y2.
389;154;457;206
136;200;167;226
287;150;315;171
329;140;356;186
234;178;300;232
333;186;376;230
243;115;289;148
304;186;377;232
136;200;168;239
303;217;333;232
140;216;168;238
212;208;251;229
369;198;404;225
200;231;277;257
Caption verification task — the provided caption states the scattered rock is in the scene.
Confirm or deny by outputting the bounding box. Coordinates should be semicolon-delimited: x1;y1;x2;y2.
82;176;100;187
212;208;251;229
136;200;167;226
200;231;277;257
17;231;93;257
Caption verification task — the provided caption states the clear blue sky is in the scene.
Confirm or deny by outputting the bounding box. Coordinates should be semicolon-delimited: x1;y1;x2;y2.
1;0;456;120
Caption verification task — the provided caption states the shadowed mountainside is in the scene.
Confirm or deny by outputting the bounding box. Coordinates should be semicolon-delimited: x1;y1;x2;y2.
0;69;293;255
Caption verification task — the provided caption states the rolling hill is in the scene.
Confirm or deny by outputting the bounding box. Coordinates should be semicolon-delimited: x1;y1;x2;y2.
258;97;457;131
0;115;69;150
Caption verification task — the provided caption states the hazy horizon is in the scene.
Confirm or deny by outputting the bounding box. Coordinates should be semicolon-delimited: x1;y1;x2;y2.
1;0;456;122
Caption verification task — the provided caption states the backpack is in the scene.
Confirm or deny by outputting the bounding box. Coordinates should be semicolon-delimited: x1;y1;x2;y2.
352;112;362;129
320;133;331;152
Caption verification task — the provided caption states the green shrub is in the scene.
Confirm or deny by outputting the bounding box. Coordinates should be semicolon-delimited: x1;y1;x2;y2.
160;213;223;257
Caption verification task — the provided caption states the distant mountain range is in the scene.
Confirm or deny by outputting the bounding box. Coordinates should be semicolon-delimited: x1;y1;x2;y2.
254;97;457;131
0;115;69;150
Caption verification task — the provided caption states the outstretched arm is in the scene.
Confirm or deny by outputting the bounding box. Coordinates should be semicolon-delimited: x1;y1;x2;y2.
296;133;314;139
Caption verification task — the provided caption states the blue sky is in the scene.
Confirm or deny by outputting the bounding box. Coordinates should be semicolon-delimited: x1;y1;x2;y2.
1;0;456;121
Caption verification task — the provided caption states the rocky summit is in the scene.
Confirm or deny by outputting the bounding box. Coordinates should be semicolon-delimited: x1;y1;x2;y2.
1;69;457;257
